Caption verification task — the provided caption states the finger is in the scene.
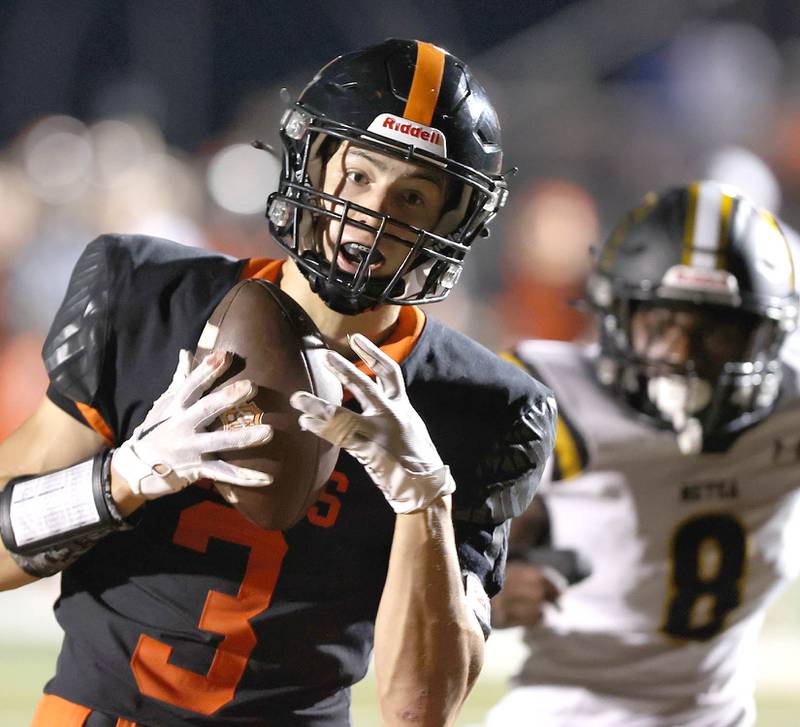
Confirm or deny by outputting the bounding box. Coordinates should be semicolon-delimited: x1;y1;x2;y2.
299;407;369;449
542;576;565;606
290;391;337;420
189;379;257;429
538;566;570;601
200;460;274;487
506;600;545;627
138;349;198;432
349;333;405;400
197;424;273;452
179;350;233;408
176;349;193;381
325;350;384;412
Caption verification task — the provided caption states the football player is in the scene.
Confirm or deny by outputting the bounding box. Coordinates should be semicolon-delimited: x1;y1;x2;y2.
488;181;800;727
0;40;556;727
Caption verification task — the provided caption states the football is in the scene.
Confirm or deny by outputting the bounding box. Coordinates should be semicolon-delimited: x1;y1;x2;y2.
194;279;342;530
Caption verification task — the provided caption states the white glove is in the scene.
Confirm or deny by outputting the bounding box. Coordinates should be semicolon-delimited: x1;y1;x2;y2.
290;333;455;514
112;349;274;499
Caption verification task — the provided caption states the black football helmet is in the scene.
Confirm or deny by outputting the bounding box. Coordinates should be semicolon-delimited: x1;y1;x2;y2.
587;181;798;453
266;38;507;314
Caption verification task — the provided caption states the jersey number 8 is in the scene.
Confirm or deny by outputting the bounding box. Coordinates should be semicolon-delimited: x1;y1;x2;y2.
662;513;746;642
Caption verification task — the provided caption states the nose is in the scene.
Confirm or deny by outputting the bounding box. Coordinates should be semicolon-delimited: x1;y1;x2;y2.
662;325;691;365
340;187;391;241
352;184;391;217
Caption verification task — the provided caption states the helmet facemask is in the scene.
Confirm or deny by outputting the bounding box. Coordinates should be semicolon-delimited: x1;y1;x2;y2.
592;278;791;454
267;107;506;315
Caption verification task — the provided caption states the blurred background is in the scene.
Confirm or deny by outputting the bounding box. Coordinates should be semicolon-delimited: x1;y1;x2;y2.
1;0;800;724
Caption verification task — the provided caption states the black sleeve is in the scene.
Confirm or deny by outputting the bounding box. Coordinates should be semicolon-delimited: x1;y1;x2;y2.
42;236;112;425
402;321;558;635
41;234;247;441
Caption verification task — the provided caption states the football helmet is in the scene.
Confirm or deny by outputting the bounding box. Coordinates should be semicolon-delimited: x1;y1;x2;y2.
266;38;507;314
587;181;798;453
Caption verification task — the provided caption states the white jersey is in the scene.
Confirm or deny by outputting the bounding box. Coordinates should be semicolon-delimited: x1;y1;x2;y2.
488;339;800;727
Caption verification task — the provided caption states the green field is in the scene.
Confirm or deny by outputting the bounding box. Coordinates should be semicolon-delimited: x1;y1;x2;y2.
1;644;798;727
3;580;799;727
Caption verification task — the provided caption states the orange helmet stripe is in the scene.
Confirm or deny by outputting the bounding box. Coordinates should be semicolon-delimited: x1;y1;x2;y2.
403;41;446;126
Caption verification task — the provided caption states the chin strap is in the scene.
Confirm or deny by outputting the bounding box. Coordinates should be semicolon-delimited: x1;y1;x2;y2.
301;251;407;315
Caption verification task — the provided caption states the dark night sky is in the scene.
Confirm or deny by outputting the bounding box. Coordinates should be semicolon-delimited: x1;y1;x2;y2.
0;0;578;149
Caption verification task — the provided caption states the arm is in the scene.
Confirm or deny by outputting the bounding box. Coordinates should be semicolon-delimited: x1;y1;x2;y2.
1;351;273;591
0;396;106;590
491;494;557;627
374;495;484;727
491;494;591;628
291;334;484;725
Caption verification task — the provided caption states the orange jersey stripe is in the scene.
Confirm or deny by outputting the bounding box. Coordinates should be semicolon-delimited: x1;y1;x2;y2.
355;304;426;372
30;694;92;727
403;41;445;126
30;695;138;726
239;257;426;367
76;401;115;446
239;257;285;282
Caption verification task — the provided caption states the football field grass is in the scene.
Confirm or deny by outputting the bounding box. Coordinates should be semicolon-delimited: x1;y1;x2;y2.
1;644;798;727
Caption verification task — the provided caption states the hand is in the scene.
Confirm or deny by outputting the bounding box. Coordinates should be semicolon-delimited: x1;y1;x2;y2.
111;349;274;499
491;562;563;628
290;333;455;514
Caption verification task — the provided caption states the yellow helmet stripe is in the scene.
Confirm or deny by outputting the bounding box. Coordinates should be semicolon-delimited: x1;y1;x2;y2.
681;182;699;265
761;209;796;291
403;41;446;126
716;193;734;268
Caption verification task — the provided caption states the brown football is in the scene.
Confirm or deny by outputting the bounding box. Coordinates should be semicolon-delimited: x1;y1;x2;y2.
194;279;342;530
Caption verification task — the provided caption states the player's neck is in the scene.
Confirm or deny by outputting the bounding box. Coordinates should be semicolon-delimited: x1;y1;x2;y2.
280;259;401;359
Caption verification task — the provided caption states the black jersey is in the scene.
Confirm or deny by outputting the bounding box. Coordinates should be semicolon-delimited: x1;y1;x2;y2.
41;235;555;727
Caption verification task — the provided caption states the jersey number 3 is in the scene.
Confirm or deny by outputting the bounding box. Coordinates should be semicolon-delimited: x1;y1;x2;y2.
662;513;746;641
130;502;288;714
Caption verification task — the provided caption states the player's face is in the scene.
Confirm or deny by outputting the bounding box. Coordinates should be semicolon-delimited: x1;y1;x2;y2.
315;142;449;278
631;303;758;379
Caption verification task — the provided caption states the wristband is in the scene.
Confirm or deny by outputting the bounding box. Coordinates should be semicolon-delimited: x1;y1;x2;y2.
0;450;128;557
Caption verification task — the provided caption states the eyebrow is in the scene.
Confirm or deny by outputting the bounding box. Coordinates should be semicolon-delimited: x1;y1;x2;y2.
347;147;446;188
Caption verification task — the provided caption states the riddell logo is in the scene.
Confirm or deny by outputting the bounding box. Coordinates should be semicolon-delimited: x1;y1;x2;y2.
661;264;740;296
367;114;448;157
381;116;443;145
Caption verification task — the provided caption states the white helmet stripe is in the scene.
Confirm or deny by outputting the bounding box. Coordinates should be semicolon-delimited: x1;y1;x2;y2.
684;181;724;270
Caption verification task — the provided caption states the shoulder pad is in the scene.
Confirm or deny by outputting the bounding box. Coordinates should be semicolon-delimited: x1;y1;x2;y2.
505;342;590;481
468;390;557;523
403;321;557;526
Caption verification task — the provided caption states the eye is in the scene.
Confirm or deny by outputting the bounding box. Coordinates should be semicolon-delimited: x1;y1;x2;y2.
345;170;369;185
401;189;426;207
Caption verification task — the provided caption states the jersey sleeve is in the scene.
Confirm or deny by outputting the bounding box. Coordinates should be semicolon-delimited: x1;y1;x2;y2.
41;234;246;444
504;345;589;483
42;236;113;434
403;322;558;637
452;386;556;637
